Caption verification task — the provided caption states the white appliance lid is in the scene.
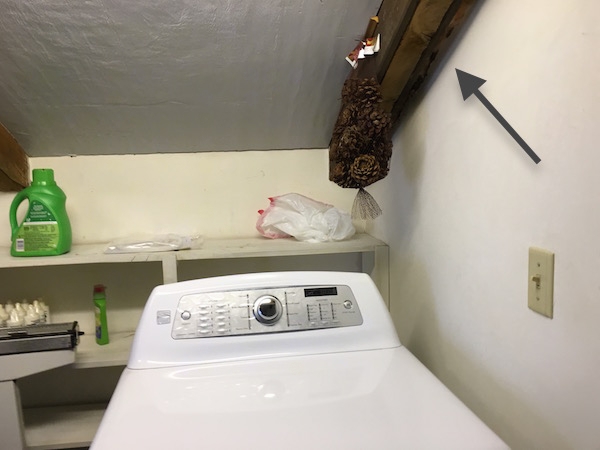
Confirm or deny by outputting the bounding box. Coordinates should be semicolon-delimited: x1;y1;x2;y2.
92;347;508;450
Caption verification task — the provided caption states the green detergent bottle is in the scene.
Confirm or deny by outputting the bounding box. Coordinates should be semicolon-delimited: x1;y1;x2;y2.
9;168;72;257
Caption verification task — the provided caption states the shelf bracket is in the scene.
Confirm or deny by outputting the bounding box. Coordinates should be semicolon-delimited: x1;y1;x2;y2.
162;254;178;284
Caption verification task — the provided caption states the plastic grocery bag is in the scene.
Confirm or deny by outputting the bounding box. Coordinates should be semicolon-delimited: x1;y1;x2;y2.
256;193;355;243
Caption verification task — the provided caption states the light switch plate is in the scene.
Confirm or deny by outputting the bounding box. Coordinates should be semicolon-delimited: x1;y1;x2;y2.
528;247;554;318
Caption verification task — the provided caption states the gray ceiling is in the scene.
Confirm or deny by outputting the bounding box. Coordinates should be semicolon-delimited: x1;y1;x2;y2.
0;0;381;157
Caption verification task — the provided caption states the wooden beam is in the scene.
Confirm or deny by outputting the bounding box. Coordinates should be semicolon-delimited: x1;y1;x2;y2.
373;0;420;83
390;0;480;126
0;123;29;192
379;0;458;112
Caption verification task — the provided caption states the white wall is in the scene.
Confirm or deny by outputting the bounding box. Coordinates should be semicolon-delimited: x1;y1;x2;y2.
369;1;600;448
0;149;356;244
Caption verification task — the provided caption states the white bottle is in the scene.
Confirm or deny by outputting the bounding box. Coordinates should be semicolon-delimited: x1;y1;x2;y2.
7;309;24;327
25;304;40;326
39;299;50;324
33;300;46;324
0;305;8;327
14;303;26;322
5;301;14;315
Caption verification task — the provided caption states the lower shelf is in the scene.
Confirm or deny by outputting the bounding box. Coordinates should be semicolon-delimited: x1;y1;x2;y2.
21;334;132;449
23;403;106;450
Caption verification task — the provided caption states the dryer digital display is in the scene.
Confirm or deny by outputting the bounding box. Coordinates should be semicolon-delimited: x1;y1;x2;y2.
171;285;363;339
304;287;337;297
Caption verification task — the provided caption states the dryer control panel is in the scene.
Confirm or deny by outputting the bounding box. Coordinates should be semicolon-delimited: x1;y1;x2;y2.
171;285;362;339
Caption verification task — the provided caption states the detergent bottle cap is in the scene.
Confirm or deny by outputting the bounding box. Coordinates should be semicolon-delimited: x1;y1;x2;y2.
32;168;56;186
94;284;106;294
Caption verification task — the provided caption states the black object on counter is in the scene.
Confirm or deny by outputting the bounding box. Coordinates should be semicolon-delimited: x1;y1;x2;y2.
0;321;79;355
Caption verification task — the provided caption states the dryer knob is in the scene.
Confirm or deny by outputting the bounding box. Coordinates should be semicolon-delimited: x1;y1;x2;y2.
253;295;283;325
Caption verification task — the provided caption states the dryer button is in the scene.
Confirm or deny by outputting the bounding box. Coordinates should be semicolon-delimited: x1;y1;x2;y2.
181;310;192;320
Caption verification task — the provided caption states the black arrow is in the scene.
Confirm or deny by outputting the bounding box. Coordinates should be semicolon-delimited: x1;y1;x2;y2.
455;69;541;164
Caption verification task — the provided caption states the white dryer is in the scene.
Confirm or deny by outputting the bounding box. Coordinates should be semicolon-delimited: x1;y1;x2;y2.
91;271;508;449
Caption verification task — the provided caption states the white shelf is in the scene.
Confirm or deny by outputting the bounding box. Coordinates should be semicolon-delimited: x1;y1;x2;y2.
74;331;135;369
0;234;387;269
24;403;106;450
0;234;389;289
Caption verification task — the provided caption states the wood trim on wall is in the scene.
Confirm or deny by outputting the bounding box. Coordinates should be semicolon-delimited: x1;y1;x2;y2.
0;123;29;192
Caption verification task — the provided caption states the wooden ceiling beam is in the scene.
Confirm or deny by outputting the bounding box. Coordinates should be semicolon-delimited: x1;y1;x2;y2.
372;0;481;127
372;0;420;82
0;123;29;192
389;0;480;126
380;0;458;112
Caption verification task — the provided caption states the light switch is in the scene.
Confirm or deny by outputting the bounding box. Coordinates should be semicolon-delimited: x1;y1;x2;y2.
528;247;554;318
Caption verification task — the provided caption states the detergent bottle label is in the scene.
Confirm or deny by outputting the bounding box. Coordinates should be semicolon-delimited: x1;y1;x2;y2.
14;201;59;252
95;306;102;340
